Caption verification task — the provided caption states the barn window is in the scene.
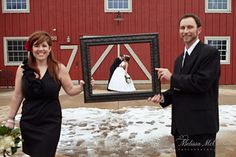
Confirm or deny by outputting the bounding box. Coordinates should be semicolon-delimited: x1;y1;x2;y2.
2;0;30;13
3;37;28;66
205;36;230;64
205;0;231;13
105;0;132;12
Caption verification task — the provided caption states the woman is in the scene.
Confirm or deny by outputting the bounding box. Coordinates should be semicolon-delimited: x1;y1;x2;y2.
5;31;92;157
108;55;136;92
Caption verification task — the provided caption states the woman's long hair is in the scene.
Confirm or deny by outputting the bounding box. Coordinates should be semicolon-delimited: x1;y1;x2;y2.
27;31;60;82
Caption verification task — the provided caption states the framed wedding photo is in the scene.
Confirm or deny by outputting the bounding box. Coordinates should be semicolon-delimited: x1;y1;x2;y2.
80;33;161;103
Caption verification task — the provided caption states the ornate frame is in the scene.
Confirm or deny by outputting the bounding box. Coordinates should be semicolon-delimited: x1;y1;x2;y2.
80;33;161;103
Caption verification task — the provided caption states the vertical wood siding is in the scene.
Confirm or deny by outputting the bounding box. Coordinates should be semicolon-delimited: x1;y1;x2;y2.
0;0;235;84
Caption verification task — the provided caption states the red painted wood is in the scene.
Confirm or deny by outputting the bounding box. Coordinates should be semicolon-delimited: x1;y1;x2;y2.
0;0;236;84
232;0;236;84
0;6;4;69
225;13;234;84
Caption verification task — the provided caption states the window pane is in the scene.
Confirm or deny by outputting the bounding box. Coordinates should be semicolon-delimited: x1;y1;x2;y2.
22;2;26;9
222;40;226;45
114;0;118;9
108;1;113;8
9;57;13;61
213;3;218;9
218;3;223;9
9;52;13;57
19;56;23;61
18;45;23;50
8;41;12;45
19;40;23;45
14;56;18;61
12;2;17;9
23;53;28;58
17;3;22;9
8;45;12;50
223;3;227;9
119;0;123;8
7;2;12;9
14;46;18;50
222;55;226;59
221;50;226;54
124;1;128;8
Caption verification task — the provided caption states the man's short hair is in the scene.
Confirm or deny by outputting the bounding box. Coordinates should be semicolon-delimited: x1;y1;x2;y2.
178;13;202;28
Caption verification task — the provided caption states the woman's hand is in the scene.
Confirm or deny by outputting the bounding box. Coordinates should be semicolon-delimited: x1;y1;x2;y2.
5;119;15;129
79;77;95;87
79;80;85;86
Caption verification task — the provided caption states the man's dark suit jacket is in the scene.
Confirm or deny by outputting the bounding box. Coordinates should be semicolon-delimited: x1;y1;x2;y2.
161;41;221;135
108;57;122;83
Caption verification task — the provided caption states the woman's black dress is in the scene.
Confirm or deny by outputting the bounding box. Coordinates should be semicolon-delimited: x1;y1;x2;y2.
20;60;62;157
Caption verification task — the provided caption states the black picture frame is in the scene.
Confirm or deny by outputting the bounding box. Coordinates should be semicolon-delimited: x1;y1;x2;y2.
80;33;161;103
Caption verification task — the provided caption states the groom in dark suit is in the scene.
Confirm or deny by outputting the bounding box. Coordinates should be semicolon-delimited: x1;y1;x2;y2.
149;13;220;157
107;54;124;90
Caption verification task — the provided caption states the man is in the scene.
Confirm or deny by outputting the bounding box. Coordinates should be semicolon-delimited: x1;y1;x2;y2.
107;54;124;90
149;13;220;157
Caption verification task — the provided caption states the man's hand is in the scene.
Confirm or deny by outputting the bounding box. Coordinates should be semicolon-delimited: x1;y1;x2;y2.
156;68;172;81
90;77;95;87
148;94;164;104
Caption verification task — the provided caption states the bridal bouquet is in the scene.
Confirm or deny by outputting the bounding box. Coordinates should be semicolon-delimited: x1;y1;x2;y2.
125;74;131;84
0;125;22;157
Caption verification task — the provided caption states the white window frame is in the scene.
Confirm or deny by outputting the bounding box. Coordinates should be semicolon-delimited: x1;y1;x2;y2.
2;0;30;13
205;0;231;13
3;37;29;66
204;36;231;64
104;0;132;12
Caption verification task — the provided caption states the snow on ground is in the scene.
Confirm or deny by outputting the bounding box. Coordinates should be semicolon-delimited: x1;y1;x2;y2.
56;105;236;157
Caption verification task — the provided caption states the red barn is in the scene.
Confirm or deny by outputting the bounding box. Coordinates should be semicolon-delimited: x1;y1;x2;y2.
0;0;235;86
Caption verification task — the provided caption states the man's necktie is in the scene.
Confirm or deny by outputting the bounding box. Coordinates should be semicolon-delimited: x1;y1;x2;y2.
182;51;190;68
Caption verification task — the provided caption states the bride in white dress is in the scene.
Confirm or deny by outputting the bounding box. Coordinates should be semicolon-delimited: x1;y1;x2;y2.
108;55;136;92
